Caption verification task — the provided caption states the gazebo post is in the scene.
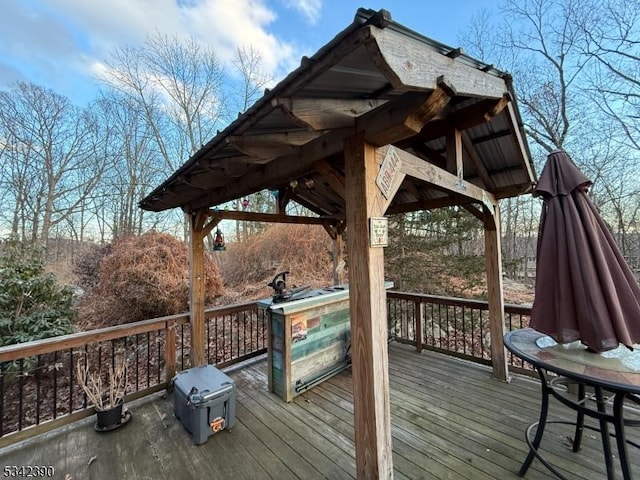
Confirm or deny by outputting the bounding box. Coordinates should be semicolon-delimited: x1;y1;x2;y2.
344;132;393;479
189;210;208;367
332;234;345;285
323;222;347;286
484;203;509;381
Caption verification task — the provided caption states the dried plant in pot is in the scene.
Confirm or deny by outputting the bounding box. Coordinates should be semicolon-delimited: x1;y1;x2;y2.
76;352;131;431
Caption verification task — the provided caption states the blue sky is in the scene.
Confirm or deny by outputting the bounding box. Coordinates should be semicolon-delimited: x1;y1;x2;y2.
0;1;500;106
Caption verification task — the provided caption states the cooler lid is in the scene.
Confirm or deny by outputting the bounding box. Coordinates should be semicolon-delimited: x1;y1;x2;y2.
173;365;234;403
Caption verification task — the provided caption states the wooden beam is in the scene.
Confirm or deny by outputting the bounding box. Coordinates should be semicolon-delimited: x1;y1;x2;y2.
505;101;536;184
207;210;334;225
461;132;493;189
366;26;507;98
407;142;447;170
376;145;497;206
189;210;207;367
202;218;220;238
357;80;456;146
445;128;463;178
462;204;484;221
292;187;342;216
344;132;393;479
414;96;511;143
313;160;346;199
287;195;331;217
385;194;480;215
483;202;509;382
228;131;319;147
274;97;387;130
278;187;293;214
226;131;321;159
187;127;354;211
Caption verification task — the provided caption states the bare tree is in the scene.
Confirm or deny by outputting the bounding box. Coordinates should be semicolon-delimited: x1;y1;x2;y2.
575;0;640;151
102;32;226;171
0;82;105;245
461;0;640;269
91;92;165;238
571;0;640;252
233;45;272;113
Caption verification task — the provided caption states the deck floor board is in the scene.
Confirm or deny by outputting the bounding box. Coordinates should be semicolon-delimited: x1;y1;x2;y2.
1;342;639;479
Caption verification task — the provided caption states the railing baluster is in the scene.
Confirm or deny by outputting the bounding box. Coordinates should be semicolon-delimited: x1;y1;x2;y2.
206;316;211;363
415;299;423;353
36;355;41;424
52;353;57;420
156;331;161;383
461;306;466;355
146;332;150;388
0;362;4;436
68;348;74;414
166;321;176;383
135;334;140;391
18;359;24;430
214;314;219;363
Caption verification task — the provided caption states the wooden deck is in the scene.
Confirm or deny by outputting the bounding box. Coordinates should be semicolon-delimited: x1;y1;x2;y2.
2;342;638;479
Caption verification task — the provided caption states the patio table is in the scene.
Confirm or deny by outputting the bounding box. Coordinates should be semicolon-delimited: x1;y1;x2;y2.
504;328;640;480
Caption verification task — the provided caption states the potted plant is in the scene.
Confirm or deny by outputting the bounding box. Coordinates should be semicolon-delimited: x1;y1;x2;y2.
76;352;130;431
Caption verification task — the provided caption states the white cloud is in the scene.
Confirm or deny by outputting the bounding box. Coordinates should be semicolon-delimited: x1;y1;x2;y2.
53;0;297;74
281;0;322;25
1;1;304;103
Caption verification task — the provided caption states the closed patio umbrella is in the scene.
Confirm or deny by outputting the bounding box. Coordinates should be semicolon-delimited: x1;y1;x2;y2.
530;149;640;353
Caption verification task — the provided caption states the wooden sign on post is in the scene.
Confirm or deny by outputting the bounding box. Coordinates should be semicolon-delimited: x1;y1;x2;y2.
369;217;388;247
376;146;402;199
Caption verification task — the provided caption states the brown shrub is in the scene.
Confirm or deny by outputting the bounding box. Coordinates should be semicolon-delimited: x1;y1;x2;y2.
78;231;223;328
217;223;334;303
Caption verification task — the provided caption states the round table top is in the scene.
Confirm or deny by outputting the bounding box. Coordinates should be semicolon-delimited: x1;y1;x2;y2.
504;328;640;394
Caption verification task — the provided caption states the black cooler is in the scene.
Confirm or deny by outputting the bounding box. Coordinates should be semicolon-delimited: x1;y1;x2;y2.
172;364;236;444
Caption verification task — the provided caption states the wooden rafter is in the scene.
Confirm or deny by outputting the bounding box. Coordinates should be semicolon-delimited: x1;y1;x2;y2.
274;98;387;130
206;209;336;226
187;85;455;211
357;78;456;146
313;160;346;199
226;131;322;159
446;128;463;178
415;95;511;143
461;132;493;190
505;101;536;183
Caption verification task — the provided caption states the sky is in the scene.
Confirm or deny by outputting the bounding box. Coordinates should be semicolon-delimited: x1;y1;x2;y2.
0;0;500;107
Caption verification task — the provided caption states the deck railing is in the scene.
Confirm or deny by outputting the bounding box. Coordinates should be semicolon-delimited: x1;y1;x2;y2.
0;302;266;447
0;292;532;447
387;291;533;372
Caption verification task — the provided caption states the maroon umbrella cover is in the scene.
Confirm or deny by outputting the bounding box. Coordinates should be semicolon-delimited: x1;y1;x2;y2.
530;150;640;352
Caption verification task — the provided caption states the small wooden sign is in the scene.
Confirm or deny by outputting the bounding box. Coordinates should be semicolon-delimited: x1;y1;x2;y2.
376;146;402;199
369;217;388;247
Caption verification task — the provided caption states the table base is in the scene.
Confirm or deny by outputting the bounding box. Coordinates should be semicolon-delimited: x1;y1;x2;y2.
519;369;640;480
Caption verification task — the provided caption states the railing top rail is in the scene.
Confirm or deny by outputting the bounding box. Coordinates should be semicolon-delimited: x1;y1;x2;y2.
0;313;187;362
0;302;261;363
387;290;532;314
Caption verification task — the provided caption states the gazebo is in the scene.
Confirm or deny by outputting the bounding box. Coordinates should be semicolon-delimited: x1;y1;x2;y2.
140;8;535;479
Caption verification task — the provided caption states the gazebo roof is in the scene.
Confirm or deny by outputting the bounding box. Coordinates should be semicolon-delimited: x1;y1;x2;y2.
140;8;535;217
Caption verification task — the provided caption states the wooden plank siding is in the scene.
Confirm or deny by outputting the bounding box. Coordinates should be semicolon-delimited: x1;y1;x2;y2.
1;342;637;479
